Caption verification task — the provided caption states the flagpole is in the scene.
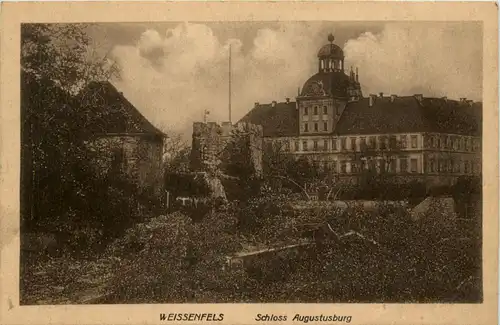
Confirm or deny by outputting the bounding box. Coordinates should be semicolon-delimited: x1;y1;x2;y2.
228;43;232;124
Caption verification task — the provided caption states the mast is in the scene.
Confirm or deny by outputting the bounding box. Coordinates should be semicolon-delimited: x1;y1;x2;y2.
228;43;232;124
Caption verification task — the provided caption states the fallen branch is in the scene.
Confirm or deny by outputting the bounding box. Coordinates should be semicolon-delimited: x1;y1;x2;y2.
326;187;343;201
268;174;310;200
340;230;379;246
325;223;379;246
218;173;239;181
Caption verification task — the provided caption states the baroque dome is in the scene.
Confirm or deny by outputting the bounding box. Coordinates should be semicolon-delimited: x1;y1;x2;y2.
301;72;351;98
317;43;344;59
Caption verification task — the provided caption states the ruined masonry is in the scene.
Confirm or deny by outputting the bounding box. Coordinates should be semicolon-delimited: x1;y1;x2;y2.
190;121;264;177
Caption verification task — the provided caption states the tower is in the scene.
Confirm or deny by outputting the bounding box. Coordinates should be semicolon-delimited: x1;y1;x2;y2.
296;34;363;135
317;33;345;73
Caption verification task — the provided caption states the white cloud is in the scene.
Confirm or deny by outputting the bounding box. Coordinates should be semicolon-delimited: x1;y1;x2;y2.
111;22;324;138
110;22;482;139
344;23;482;101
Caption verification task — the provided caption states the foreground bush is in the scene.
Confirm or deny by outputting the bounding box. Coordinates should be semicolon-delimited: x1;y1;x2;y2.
105;211;244;303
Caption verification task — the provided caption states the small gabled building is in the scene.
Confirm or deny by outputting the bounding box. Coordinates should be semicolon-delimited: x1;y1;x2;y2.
79;81;167;197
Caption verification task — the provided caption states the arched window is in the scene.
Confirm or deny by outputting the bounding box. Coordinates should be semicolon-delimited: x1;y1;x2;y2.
334;60;340;70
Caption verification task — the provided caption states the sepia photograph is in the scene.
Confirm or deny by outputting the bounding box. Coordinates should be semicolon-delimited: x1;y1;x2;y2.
0;2;498;325
19;20;484;305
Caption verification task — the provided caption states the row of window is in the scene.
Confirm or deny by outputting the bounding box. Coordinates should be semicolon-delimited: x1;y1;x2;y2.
303;105;340;116
291;135;419;152
319;58;342;71
303;122;329;133
426;134;480;152
427;159;480;174
313;158;419;174
285;134;480;152
309;158;479;175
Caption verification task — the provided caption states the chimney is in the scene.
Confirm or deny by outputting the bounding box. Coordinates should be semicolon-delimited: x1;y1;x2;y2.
460;97;467;102
369;94;376;107
286;97;290;103
271;101;277;107
466;99;474;106
379;92;384;98
355;67;359;82
390;94;397;103
254;102;259;107
414;94;423;102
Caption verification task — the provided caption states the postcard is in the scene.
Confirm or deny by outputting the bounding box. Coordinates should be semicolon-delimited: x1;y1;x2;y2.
0;1;498;325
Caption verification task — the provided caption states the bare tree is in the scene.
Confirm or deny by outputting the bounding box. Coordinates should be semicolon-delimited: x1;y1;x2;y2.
159;128;190;172
262;140;342;201
22;23;119;93
344;134;404;190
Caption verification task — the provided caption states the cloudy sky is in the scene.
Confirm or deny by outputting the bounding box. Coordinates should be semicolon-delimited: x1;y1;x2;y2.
87;21;482;137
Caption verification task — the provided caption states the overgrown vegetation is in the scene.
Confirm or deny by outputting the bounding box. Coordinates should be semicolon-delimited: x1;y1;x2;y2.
21;24;159;257
95;188;481;303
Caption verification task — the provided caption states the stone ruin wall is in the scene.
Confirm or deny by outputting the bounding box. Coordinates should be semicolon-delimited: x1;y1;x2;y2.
190;121;263;177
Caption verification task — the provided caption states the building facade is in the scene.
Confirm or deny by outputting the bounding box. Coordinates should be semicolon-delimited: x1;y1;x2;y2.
239;35;482;187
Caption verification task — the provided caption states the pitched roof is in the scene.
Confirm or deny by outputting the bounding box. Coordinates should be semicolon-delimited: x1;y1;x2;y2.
421;98;482;136
239;96;482;137
238;101;298;137
335;96;481;136
79;81;166;137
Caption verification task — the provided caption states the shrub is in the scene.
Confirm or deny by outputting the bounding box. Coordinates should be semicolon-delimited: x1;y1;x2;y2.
103;188;481;303
105;211;243;303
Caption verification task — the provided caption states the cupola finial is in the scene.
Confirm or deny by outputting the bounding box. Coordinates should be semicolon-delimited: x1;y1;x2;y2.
327;33;335;44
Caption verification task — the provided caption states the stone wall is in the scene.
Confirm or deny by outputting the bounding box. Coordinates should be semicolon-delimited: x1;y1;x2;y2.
86;134;165;197
226;122;264;177
190;122;225;173
190;121;263;177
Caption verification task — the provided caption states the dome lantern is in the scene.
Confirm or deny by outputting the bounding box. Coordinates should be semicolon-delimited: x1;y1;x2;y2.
317;34;344;73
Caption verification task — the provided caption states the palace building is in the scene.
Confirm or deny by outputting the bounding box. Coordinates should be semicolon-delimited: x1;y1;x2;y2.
238;34;482;187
